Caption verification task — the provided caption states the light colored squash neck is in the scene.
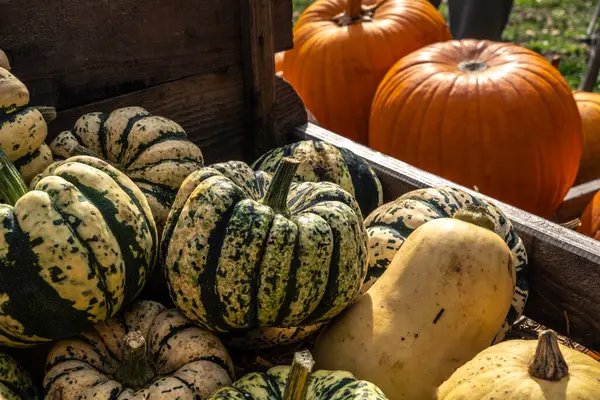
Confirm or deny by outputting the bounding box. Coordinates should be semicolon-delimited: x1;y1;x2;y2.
114;331;156;391
528;330;569;381
0;148;28;206
262;157;299;218
453;204;496;231
283;350;315;400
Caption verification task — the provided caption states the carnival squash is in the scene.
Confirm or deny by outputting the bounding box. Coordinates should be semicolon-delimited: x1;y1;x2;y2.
364;186;528;342
369;39;582;217
221;324;324;351
253;140;383;217
208;350;387;399
49;106;204;232
436;330;600;399
312;206;516;400
574;91;600;184
280;0;451;145
44;299;234;399
0;353;39;399
161;157;368;332
0;152;157;346
0;59;53;184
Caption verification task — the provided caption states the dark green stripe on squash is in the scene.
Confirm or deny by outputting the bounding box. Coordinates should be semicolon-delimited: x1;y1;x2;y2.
336;146;381;217
122;131;190;168
135;180;177;208
11;148;41;170
115;113;152;162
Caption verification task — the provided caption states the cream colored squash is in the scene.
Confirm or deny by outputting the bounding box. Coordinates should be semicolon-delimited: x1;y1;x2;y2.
436;329;600;399
311;206;516;400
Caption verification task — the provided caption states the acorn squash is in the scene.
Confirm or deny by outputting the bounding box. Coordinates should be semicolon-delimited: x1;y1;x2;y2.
364;186;528;342
0;151;157;346
49;106;204;232
161;157;368;332
312;206;516;400
44;299;234;399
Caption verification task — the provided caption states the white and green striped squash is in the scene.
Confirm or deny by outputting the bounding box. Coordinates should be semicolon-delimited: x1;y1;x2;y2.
161;157;368;333
44;300;235;399
364;186;529;343
0;352;39;399
0;63;53;184
252;140;383;218
49;106;204;232
207;351;387;400
0;152;157;347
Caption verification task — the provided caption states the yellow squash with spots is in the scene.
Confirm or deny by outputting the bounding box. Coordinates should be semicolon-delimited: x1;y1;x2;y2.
44;300;235;399
0;53;53;184
162;157;368;333
49;106;204;232
437;329;600;399
0;151;157;347
311;206;516;400
0;352;39;399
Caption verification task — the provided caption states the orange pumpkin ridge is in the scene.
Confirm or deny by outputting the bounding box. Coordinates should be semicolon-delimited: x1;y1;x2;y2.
573;91;600;185
369;39;583;218
281;0;451;145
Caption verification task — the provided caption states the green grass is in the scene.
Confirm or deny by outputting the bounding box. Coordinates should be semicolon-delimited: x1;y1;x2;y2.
292;0;599;91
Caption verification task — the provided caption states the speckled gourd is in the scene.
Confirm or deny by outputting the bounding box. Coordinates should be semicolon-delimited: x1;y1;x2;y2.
208;350;387;399
0;53;53;184
252;139;383;217
364;186;528;343
161;157;368;333
44;300;235;399
0;352;39;399
49;106;204;232
0;152;157;346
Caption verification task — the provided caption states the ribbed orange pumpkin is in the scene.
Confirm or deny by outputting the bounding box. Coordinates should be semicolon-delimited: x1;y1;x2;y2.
280;0;451;145
574;91;600;185
369;39;583;217
578;190;600;239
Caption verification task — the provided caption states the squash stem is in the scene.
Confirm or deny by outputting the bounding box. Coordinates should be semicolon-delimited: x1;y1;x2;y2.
262;157;299;218
0;147;28;206
34;106;57;124
346;0;362;20
283;350;315;400
528;330;569;381
114;331;156;391
453;204;495;231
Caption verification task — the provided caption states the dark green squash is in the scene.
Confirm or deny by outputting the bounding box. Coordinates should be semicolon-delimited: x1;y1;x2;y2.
161;157;368;332
0;353;39;399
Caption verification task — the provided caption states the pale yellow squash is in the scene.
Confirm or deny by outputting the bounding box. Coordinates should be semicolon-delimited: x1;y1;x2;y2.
311;207;516;400
437;329;600;399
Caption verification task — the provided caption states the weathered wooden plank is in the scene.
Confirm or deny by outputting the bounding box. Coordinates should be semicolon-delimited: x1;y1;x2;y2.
294;122;600;352
556;178;600;223
273;0;294;51
273;76;308;146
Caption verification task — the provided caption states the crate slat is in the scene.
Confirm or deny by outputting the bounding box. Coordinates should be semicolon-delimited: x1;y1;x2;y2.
294;122;600;352
556;178;600;222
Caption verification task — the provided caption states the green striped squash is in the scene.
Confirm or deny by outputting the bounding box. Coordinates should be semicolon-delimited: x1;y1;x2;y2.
162;157;368;333
0;152;157;347
208;351;387;400
44;300;234;399
49;106;204;232
252;140;383;218
364;186;529;343
0;64;53;184
0;353;39;399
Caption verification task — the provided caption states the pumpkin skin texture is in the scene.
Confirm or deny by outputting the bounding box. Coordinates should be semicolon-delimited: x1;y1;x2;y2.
161;158;368;333
576;189;600;240
280;0;451;145
49;106;204;232
364;186;528;343
311;213;516;400
0;155;157;347
44;300;235;399
574;91;600;184
0;352;39;399
0;66;53;184
436;330;600;399
369;39;583;217
207;364;387;399
252;139;383;217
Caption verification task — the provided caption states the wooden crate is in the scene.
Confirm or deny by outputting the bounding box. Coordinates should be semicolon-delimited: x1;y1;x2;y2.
3;0;600;389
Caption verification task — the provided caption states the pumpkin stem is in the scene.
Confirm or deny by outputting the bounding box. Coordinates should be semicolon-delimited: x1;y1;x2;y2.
262;157;299;218
34;106;57;124
346;0;362;20
69;145;125;171
452;204;496;231
528;330;569;381
458;61;489;73
332;0;376;26
283;350;315;400
0;147;28;206
114;331;156;391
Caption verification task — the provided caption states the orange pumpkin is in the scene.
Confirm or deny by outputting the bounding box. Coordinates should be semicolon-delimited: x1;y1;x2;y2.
369;39;583;218
578;190;600;239
574;91;600;185
280;0;451;145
